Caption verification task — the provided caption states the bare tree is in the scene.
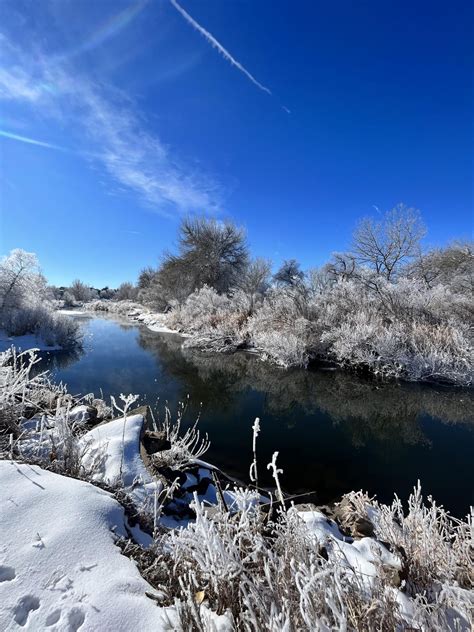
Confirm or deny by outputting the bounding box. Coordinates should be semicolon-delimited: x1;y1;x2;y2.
235;257;272;313
159;216;249;298
69;279;93;303
326;252;358;283
307;265;335;295
0;249;41;311
137;266;156;290
273;259;305;287
115;282;139;301
408;241;474;294
352;204;426;280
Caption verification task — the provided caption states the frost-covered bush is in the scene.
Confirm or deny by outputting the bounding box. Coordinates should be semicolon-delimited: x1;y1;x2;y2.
0;348;67;452
69;279;94;303
151;404;210;470
114;282;139;301
245;287;318;367
2;305;81;348
316;279;473;385
160;273;473;383
137;484;473;631
166;286;249;351
0;249;46;311
0;249;82;349
84;299;143;315
408;241;474;296
251;323;310;368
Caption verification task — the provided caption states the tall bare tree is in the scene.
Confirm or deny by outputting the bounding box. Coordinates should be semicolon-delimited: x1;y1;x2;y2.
352;204;426;280
159;216;248;298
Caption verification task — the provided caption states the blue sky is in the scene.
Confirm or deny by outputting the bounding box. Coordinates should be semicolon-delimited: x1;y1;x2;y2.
0;0;472;287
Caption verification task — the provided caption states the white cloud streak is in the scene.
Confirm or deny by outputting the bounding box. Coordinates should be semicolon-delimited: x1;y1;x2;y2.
0;35;220;215
170;0;272;96
0;130;65;151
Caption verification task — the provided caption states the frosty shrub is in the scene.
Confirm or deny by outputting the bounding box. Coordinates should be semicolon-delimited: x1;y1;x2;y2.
69;279;94;303
2;305;81;349
115;282;139;301
245;287;317;367
84;299;143;316
151;403;210;470
166;286;249;351
0;249;82;349
251;325;309;368
318;278;473;385
0;249;44;311
135;484;473;631
0;348;68;455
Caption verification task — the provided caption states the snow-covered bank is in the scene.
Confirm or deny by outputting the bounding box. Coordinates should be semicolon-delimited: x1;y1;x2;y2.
0;461;177;632
0;307;82;353
0;330;62;352
56;309;90;316
80;413;164;513
82;296;474;386
83;299;187;336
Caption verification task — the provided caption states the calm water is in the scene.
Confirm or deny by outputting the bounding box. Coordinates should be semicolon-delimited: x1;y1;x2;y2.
26;315;474;516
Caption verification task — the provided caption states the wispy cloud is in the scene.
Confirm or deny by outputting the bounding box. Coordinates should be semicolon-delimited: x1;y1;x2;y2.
170;0;272;96
0;33;220;215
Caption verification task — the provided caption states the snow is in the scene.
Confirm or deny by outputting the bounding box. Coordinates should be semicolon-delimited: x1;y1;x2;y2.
0;461;176;631
56;310;89;316
0;331;61;352
79;414;163;512
297;508;401;587
147;323;179;334
124;309;192;337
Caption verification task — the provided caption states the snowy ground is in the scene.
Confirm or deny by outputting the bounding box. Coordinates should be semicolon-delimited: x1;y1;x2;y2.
0;331;61;352
0;461;177;631
79;413;163;517
55;310;90;317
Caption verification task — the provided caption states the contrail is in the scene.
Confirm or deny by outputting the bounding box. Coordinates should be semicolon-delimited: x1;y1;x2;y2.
0;129;65;150
170;0;272;96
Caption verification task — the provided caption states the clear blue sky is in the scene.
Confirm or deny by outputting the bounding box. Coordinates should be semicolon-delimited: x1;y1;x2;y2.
0;0;472;287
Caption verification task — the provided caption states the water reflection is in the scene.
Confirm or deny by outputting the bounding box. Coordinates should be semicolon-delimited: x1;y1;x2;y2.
35;317;474;516
137;327;473;448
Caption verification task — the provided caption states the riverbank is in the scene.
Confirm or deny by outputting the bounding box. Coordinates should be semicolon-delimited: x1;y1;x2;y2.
1;346;472;630
80;297;474;387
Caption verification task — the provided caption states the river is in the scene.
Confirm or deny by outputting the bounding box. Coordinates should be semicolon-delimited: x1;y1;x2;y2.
27;314;474;517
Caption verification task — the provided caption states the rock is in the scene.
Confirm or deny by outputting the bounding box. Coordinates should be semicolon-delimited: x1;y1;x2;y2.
142;430;171;454
69;405;98;426
332;497;375;538
353;516;375;538
157;466;188;487
195;477;213;496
